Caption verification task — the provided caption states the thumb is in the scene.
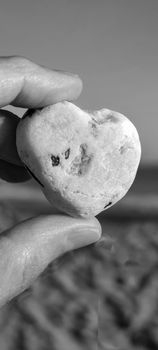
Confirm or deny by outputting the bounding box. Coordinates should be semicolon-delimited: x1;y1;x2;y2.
0;214;101;307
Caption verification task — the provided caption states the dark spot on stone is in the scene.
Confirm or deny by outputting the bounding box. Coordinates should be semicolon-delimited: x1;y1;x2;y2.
104;201;112;208
91;112;118;126
88;120;98;137
119;145;126;154
65;148;70;159
24;165;44;187
91;117;104;125
106;114;118;123
70;143;93;176
22;109;35;120
51;155;60;166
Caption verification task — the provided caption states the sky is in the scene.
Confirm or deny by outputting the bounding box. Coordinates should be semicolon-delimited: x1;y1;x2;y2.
0;0;158;164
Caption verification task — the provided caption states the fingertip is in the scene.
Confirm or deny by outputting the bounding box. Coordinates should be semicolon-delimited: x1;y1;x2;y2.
92;216;102;240
43;66;83;98
0;56;83;108
39;69;83;106
78;215;102;239
68;73;83;101
64;215;102;251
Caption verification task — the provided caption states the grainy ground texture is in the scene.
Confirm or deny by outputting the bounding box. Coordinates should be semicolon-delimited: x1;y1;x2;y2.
0;167;157;350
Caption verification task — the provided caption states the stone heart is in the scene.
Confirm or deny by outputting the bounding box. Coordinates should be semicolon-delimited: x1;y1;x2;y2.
16;101;141;217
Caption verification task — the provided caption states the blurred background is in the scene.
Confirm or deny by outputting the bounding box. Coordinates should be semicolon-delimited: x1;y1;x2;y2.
0;0;158;349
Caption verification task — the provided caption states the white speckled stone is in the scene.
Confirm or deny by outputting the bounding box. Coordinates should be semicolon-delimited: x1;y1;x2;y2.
16;101;141;218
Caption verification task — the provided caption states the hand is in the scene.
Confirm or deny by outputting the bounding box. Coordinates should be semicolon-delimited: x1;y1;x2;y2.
0;56;101;308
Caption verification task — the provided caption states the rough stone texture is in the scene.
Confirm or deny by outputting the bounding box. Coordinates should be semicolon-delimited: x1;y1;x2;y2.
16;102;141;217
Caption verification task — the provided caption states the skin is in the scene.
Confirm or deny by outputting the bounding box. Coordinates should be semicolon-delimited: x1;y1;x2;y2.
0;56;102;308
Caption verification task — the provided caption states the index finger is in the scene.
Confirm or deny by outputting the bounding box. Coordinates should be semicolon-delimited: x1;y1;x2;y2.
0;56;83;108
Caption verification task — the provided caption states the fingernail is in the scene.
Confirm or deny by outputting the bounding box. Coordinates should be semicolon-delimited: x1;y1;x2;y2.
54;68;80;78
68;227;101;251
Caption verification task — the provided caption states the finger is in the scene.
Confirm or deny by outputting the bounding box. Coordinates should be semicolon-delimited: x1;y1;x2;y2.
0;160;30;183
0;109;31;182
0;109;25;166
0;215;101;307
0;56;83;108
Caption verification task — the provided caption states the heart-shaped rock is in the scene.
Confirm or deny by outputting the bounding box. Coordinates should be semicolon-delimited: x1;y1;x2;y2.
16;101;141;217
